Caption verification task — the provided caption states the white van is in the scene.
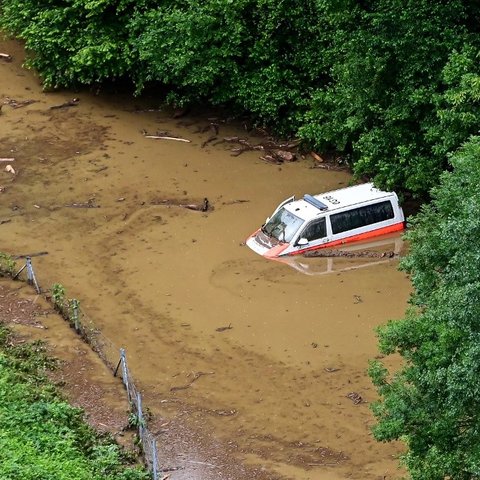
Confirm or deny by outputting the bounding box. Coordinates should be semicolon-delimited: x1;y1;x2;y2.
246;183;405;258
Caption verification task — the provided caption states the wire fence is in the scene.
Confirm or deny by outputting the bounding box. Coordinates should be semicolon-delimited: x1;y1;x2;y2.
4;255;161;479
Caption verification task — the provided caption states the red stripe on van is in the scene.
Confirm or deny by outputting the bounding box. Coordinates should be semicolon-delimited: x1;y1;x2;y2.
287;222;405;257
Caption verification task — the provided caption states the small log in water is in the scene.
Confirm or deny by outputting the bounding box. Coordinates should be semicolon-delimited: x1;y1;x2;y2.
144;135;191;143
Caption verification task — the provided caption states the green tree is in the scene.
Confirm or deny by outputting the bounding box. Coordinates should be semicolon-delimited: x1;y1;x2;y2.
369;136;480;479
2;0;480;197
299;0;477;195
128;0;333;133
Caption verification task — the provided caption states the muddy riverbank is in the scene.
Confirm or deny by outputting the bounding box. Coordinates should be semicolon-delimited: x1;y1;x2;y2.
1;37;410;479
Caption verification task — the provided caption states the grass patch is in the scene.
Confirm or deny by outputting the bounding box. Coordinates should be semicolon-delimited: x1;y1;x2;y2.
0;324;149;480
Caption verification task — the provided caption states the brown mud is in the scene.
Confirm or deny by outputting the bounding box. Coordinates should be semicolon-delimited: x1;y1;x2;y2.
0;38;410;479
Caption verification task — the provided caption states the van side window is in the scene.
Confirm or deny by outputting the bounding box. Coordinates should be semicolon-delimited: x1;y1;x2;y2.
331;201;394;234
299;217;326;242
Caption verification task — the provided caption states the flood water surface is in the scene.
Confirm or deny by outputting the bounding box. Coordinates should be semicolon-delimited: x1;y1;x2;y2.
1;39;410;479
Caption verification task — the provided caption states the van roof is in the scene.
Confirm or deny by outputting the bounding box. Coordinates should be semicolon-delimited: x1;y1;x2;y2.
284;183;397;219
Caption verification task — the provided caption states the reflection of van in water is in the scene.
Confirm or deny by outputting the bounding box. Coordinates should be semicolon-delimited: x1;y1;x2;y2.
246;183;405;258
274;234;404;275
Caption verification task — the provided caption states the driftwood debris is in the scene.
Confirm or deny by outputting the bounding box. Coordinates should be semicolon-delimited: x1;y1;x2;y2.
304;249;396;259
65;198;99;208
0;53;12;62
215;323;232;332
3;98;35;109
142;129;190;142
170;371;215;392
183;198;209;212
0;158;15;162
213;409;237;416
152;197;210;212
346;392;364;405
145;135;191;143
201;136;217;148
324;367;340;373
310;154;348;171
310;151;324;163
201;123;219;148
221;199;250;205
221;136;298;164
50;98;79;110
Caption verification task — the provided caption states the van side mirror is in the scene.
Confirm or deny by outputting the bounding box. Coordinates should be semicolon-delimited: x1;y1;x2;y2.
297;238;309;246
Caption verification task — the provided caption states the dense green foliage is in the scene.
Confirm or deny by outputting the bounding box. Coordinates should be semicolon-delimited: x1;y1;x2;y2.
1;0;480;195
369;136;480;479
0;325;148;480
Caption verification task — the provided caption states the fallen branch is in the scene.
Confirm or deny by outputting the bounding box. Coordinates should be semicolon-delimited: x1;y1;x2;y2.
221;199;250;205
230;146;250;157
0;53;12;62
151;197;211;212
201;135;217;148
224;136;297;163
144;135;191;143
50;98;79;110
13;251;49;259
142;130;190;143
4;98;35;109
310;151;324;163
0;158;15;162
170;371;215;392
181;198;209;212
215;323;232;332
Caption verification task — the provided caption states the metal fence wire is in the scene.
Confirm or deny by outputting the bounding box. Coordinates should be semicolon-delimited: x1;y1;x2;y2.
9;257;161;480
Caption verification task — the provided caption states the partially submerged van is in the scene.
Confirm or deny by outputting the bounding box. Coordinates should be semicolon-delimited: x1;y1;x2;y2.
246;183;405;258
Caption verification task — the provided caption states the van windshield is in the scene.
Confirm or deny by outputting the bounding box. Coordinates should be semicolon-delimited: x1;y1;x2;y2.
262;208;304;243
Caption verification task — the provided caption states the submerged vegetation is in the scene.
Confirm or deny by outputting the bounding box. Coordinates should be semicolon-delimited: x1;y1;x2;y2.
0;323;149;480
1;0;480;196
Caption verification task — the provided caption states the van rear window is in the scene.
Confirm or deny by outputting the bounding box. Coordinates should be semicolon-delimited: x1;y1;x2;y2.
331;201;394;234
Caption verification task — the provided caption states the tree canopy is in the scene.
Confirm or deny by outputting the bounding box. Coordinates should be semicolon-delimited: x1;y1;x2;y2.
369;136;480;479
1;0;480;196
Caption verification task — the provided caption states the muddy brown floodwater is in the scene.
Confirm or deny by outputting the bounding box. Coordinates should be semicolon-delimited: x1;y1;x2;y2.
0;38;411;479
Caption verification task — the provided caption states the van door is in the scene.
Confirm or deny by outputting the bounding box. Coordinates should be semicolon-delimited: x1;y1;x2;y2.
294;217;329;251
